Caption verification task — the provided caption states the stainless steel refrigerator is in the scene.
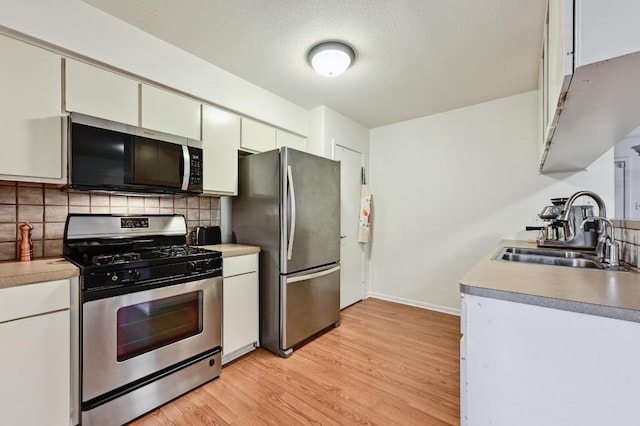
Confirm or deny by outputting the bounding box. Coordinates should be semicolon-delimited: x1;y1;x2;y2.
232;147;341;357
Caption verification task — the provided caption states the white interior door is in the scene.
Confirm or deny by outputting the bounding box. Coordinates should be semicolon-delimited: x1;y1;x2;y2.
335;145;365;309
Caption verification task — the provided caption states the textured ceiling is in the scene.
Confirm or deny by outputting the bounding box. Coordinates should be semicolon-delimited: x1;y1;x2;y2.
81;0;546;129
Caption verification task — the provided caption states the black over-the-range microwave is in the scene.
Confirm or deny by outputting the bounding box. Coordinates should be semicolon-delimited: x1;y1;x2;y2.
66;113;203;195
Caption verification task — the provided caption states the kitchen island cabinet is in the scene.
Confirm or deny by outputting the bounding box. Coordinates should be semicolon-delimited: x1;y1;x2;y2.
460;240;640;426
0;278;78;426
0;34;64;183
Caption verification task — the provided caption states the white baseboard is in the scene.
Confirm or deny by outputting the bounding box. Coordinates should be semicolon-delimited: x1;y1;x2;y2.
367;292;461;316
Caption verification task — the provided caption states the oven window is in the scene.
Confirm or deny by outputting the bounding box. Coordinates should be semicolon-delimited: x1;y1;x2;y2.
116;291;203;362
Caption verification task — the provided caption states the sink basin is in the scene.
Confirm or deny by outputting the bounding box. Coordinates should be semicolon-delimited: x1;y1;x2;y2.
495;246;631;272
502;247;595;260
499;252;603;269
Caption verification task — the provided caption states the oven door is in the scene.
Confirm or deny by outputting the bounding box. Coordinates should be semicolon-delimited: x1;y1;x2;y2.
82;276;221;402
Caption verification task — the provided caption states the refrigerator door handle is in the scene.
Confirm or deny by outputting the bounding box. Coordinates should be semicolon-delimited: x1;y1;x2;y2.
287;265;340;283
287;165;296;261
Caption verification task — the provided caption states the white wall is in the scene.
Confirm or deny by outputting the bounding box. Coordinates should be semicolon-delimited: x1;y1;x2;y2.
369;91;614;314
306;106;326;157
614;135;640;219
0;0;308;135
307;105;370;160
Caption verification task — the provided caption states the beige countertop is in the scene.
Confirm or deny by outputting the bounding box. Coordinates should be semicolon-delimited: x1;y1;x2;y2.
201;244;260;257
461;240;640;322
0;257;79;289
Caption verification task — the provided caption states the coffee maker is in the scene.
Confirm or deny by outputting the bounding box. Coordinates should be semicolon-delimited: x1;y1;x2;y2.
535;197;598;249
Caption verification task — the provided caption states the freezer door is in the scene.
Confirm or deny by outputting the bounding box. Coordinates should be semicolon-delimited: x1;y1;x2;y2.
281;148;341;273
280;264;340;350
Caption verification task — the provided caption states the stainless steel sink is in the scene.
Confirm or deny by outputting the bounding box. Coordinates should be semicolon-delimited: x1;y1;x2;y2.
495;246;631;272
499;252;603;269
502;247;595;260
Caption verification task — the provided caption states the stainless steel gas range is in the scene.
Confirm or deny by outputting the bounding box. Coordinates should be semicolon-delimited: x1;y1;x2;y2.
64;214;222;426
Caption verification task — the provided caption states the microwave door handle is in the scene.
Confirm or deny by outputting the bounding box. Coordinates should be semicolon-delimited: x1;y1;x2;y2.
287;165;296;261
181;146;190;191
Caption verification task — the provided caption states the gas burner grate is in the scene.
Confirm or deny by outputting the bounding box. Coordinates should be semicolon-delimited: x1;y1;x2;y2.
153;245;210;257
92;252;142;266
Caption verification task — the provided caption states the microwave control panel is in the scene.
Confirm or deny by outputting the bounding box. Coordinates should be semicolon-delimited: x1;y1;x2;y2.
189;151;202;186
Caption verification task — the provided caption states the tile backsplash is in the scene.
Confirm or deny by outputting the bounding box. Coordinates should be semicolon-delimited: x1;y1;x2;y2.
612;220;640;267
0;181;220;261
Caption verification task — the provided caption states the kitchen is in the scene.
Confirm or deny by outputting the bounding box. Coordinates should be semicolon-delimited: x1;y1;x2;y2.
1;0;639;425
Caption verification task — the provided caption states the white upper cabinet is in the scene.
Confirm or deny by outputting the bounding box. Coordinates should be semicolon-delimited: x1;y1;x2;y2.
0;35;64;183
202;104;240;195
141;84;201;141
540;0;640;173
544;0;573;142
276;129;306;152
575;0;640;68
65;58;139;126
240;118;276;152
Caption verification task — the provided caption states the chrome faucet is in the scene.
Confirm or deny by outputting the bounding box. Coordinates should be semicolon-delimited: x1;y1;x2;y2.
557;191;607;242
557;190;620;267
581;216;620;266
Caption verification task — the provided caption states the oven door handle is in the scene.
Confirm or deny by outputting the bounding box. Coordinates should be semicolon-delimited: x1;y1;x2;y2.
67;239;154;247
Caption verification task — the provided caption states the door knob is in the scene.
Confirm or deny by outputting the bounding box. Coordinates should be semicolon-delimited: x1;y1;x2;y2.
340;235;347;239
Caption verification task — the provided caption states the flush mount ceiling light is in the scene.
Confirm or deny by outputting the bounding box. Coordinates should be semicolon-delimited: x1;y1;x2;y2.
307;41;356;77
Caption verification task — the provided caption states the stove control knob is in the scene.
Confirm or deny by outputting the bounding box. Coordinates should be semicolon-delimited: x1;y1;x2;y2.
110;273;119;282
187;261;197;273
129;269;141;280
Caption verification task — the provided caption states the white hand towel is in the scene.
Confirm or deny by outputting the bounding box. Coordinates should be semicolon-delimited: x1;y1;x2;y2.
358;184;372;243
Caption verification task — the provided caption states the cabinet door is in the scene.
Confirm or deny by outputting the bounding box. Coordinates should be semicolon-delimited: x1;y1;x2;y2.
0;35;63;182
241;118;276;152
223;255;259;360
545;0;573;138
202;105;240;195
141;84;201;140
223;272;259;356
0;310;70;426
276;129;306;152
65;58;139;126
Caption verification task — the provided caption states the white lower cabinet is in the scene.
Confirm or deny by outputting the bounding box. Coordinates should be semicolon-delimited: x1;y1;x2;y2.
222;254;259;364
0;279;72;426
462;293;640;426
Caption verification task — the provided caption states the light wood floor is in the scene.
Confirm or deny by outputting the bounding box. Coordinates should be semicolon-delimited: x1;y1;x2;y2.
131;298;461;425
